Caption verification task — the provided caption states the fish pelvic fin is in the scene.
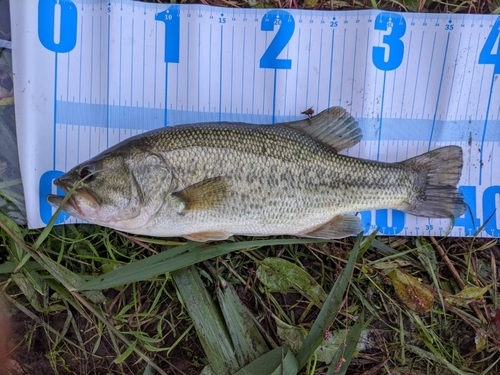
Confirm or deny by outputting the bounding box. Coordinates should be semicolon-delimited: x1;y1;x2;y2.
299;215;363;239
172;176;232;212
283;107;362;152
402;146;466;218
183;231;232;242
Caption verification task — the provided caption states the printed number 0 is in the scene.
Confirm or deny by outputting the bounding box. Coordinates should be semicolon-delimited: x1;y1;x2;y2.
260;10;295;69
39;170;70;224
478;16;500;74
38;0;77;53
372;12;406;71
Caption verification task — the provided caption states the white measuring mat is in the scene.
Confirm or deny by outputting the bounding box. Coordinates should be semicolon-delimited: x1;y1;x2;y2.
9;0;500;237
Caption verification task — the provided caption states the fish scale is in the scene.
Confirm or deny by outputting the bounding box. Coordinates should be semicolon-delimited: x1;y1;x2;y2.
47;107;465;241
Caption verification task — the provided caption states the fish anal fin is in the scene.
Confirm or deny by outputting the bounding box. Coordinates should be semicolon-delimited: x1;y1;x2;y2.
300;215;363;239
172;176;231;212
284;106;362;152
184;231;232;242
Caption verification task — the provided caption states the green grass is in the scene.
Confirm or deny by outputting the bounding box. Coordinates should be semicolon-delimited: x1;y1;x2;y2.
1;0;500;374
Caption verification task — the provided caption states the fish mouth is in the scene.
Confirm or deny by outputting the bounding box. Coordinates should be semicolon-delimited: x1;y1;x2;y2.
46;178;99;218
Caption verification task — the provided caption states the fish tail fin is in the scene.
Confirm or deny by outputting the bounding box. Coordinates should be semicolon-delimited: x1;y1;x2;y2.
401;146;466;218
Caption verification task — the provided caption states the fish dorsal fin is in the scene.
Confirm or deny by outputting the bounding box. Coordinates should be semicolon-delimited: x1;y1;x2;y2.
284;107;362;152
299;215;362;239
172;176;232;212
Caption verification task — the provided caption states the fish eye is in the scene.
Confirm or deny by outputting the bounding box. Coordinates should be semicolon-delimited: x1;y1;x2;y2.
79;165;96;182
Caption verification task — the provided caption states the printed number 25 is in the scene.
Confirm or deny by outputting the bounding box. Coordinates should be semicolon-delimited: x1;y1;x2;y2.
372;12;406;71
260;10;295;69
479;16;500;74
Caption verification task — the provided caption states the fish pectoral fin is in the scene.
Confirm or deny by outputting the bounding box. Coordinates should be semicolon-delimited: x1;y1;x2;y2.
183;231;232;242
300;215;363;239
283;107;362;152
172;176;232;212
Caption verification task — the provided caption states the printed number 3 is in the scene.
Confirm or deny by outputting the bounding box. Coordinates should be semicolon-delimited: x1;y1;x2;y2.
260;10;295;70
479;16;500;74
372;12;406;71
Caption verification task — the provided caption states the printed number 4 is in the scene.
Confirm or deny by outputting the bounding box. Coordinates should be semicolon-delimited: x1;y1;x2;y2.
479;17;500;74
372;12;406;71
260;10;295;70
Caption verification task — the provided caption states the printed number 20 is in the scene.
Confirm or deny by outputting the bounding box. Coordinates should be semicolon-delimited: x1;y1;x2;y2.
38;0;77;53
372;12;406;71
478;16;500;74
260;11;295;69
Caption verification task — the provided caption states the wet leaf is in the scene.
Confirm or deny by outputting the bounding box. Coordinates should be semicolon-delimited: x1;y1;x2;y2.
303;0;319;8
233;347;299;375
256;257;327;308
389;269;433;314
275;317;370;365
446;285;492;307
475;330;487;351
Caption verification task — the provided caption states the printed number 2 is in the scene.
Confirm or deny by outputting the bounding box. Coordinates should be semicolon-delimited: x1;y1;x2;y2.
260;10;295;69
372;12;406;71
38;0;77;52
155;6;180;64
479;16;500;74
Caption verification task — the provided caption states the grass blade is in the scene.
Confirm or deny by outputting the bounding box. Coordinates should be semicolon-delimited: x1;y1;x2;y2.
172;266;240;375
216;282;269;366
326;310;365;375
78;238;330;291
233;347;299;375
295;234;362;368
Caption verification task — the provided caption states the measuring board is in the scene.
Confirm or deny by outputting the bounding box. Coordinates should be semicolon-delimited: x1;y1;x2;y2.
9;0;500;237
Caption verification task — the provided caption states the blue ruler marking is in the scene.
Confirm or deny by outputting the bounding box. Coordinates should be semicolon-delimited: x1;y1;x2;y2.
219;24;223;120
410;32;424;118
327;29;334;109
106;12;110;146
428;32;450;150
479;73;497;185
377;71;386;160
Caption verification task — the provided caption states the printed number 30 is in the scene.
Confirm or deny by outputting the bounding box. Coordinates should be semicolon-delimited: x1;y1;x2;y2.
372;12;406;71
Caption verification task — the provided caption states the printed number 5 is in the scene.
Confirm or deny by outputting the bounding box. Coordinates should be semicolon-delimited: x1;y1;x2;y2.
260;10;295;70
479;17;500;74
372;12;406;71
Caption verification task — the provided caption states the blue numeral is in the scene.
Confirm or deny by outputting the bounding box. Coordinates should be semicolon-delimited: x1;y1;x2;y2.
478;17;500;74
155;6;180;63
375;209;404;234
39;170;70;224
260;10;295;70
372;12;406;71
454;186;480;234
483;186;500;236
38;0;77;53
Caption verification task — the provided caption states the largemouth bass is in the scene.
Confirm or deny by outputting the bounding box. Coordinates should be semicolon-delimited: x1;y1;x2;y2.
47;107;465;241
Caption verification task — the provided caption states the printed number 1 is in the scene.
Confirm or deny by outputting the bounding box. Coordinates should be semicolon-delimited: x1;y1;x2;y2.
479;17;500;74
260;10;295;69
372;12;406;71
155;6;180;64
